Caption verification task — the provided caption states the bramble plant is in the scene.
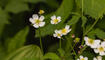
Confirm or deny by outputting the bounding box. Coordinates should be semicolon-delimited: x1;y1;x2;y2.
0;0;105;60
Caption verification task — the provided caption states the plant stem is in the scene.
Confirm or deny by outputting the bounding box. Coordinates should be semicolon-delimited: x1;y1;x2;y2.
59;38;62;49
39;29;43;54
78;46;87;56
81;0;85;45
83;19;99;36
70;43;76;56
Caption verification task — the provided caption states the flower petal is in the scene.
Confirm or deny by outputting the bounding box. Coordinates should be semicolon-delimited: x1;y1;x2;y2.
80;55;83;59
97;56;102;60
39;22;45;27
39;16;45;21
51;20;54;24
94;49;99;53
32;14;38;20
33;24;39;28
65;25;70;29
100;52;105;56
93;57;97;60
53;34;57;37
29;18;34;24
84;37;88;41
85;57;88;60
57;16;61;20
101;41;105;47
51;15;56;20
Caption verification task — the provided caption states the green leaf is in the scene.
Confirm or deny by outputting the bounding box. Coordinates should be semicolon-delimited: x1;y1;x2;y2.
57;48;65;57
87;29;96;39
87;28;105;39
81;50;95;60
81;16;87;27
67;15;80;25
35;0;74;37
5;0;29;13
0;43;7;60
43;52;60;60
22;57;39;60
6;26;29;53
95;28;105;39
0;7;9;37
5;45;43;60
96;17;105;30
76;0;105;19
23;0;45;3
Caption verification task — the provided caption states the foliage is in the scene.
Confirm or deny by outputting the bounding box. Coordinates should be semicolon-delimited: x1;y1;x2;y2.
0;0;105;60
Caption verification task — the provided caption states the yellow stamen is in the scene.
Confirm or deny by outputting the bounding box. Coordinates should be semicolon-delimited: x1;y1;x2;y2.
53;19;59;24
61;28;67;34
98;47;104;52
88;39;94;44
81;58;85;60
57;33;61;37
35;19;41;25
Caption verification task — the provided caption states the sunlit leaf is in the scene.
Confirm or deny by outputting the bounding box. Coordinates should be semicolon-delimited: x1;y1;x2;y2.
5;45;43;60
76;0;105;19
44;52;60;60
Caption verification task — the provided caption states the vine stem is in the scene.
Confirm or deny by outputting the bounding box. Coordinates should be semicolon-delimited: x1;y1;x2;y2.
78;46;87;56
39;28;43;54
59;38;62;49
83;19;99;36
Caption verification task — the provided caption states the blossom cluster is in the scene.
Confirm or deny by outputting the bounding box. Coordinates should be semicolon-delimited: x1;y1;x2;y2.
29;10;62;28
29;10;71;38
77;55;102;60
77;37;105;60
84;37;105;56
53;25;71;38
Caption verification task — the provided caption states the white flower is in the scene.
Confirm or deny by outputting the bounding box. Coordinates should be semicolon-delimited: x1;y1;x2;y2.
53;30;62;38
94;41;105;56
77;55;88;60
84;37;100;48
29;14;45;28
61;25;71;35
51;15;61;24
93;56;102;60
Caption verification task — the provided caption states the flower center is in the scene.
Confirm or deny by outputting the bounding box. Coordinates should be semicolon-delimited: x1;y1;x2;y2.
81;58;85;60
88;39;94;44
61;29;67;34
98;47;104;52
57;33;61;37
54;19;59;23
35;19;41;24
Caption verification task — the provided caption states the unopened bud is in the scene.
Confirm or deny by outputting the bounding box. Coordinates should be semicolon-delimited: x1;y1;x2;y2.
38;10;45;15
71;34;75;38
74;37;80;43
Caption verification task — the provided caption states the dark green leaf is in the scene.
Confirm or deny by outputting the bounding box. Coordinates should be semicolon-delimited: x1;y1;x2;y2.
81;16;87;27
67;15;80;25
6;26;29;53
5;1;29;13
0;7;9;36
